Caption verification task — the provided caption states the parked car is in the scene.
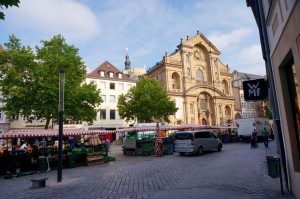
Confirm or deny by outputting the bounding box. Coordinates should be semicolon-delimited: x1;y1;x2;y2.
174;130;222;156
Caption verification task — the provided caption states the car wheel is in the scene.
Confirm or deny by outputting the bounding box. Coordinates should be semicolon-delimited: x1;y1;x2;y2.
198;147;203;156
218;144;222;151
179;152;185;156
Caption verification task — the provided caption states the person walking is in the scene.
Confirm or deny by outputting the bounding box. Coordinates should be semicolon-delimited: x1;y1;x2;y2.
262;127;269;148
104;138;111;157
250;130;257;148
39;138;47;155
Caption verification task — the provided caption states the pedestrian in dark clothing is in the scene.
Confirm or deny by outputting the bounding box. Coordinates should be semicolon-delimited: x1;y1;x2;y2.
31;144;39;170
251;130;258;148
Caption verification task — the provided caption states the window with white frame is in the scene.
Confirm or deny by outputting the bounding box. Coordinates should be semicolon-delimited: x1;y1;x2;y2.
243;113;246;118
109;72;114;78
99;71;105;77
101;95;106;102
100;82;106;90
109;95;116;103
127;84;132;90
118;73;122;79
242;102;245;108
118;83;124;91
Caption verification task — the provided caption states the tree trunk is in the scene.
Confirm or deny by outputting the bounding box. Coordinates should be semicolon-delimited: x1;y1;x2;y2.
44;116;51;129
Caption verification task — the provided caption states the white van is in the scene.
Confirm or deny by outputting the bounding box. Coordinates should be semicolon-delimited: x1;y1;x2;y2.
174;130;222;156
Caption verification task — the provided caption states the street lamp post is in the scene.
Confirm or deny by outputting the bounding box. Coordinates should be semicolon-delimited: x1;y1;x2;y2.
57;70;64;182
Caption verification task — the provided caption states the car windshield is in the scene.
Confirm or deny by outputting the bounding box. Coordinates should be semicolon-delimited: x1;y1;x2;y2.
175;132;193;140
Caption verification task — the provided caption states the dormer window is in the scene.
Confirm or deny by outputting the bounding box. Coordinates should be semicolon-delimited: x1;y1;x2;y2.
109;72;114;78
118;73;122;79
98;70;105;77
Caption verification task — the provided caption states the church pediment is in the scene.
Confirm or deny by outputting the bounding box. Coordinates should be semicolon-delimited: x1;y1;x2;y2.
177;32;221;55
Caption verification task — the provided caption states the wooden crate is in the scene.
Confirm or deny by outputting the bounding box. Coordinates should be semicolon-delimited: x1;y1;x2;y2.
86;152;104;166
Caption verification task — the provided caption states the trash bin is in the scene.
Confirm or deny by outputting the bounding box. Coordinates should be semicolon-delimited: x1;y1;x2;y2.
266;156;280;178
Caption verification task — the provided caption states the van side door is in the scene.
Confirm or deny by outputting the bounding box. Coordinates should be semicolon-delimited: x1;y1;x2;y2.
209;132;219;149
196;131;210;150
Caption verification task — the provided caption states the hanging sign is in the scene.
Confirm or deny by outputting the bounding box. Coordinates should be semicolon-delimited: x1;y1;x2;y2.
243;79;268;101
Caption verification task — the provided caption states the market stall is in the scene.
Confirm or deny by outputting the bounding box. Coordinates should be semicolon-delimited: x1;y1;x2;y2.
0;129;115;177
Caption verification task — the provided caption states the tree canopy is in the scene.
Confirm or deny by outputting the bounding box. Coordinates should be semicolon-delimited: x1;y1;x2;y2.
0;0;20;20
0;34;103;129
117;77;178;124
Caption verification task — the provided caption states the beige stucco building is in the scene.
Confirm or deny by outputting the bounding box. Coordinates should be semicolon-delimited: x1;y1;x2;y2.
147;31;236;126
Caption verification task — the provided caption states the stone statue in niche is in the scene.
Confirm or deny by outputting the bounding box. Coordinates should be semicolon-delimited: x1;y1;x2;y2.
186;53;190;64
214;59;218;68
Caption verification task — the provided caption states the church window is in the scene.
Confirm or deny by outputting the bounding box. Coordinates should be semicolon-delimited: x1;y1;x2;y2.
200;100;206;109
171;72;181;89
196;69;204;81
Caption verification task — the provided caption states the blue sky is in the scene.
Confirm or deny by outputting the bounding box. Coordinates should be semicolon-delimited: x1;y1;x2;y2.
0;0;266;75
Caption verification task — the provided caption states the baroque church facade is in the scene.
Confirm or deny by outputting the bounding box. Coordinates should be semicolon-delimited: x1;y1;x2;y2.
147;31;236;126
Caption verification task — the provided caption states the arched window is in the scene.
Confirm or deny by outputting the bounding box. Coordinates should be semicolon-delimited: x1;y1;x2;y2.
196;69;204;81
171;72;181;89
225;105;231;116
200;100;206;109
222;80;229;94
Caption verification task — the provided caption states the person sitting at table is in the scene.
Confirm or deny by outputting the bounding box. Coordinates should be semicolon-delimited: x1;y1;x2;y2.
20;142;28;150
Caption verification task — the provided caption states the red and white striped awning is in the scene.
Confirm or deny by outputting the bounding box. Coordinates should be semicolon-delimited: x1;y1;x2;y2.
115;124;212;133
0;129;115;139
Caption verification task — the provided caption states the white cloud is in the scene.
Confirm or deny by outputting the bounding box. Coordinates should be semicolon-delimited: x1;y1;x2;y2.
208;28;253;50
227;44;266;75
239;44;263;63
1;0;264;77
5;0;100;43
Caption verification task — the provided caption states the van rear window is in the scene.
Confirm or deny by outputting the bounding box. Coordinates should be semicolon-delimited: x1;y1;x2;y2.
175;133;193;140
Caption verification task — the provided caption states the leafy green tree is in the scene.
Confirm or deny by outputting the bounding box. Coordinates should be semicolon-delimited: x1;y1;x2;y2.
264;100;273;119
0;35;37;119
117;77;178;124
0;34;103;129
0;0;20;20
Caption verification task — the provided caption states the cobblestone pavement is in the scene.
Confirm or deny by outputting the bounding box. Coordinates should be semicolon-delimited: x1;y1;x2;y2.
0;140;296;199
